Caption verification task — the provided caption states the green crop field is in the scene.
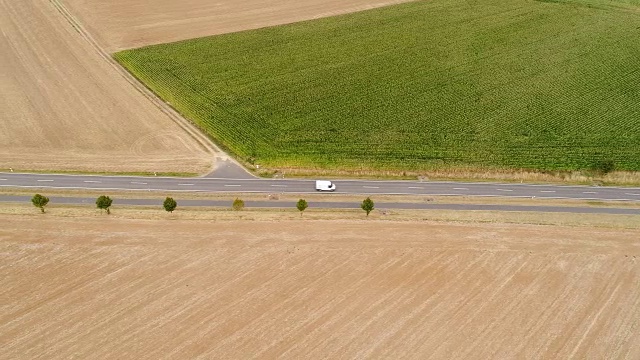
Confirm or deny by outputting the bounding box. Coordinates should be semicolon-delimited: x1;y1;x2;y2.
114;0;640;174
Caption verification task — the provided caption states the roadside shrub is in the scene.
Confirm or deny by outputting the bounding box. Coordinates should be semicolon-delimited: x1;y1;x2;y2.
96;195;113;214
164;197;177;213
31;194;49;213
361;197;374;217
232;198;245;211
296;199;308;216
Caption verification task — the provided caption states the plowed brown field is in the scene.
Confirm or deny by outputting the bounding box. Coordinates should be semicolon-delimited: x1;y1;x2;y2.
62;0;414;51
2;215;639;358
0;0;213;174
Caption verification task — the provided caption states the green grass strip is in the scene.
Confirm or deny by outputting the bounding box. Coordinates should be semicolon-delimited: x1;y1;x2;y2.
115;0;640;172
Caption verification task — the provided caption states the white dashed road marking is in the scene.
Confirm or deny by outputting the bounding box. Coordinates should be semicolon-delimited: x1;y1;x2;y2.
224;184;242;187
496;189;513;192
271;185;287;187
84;180;101;183
37;179;54;182
540;190;556;193
178;183;194;186
625;193;640;196
583;191;597;194
131;182;147;185
363;186;380;189
453;188;469;190
408;186;423;189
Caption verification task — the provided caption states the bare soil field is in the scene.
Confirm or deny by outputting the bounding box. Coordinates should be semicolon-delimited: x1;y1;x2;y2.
2;215;639;358
61;0;414;51
0;0;213;174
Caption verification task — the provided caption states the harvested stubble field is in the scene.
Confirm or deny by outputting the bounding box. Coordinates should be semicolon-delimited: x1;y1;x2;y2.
115;0;640;175
0;0;213;174
2;214;640;358
61;0;414;52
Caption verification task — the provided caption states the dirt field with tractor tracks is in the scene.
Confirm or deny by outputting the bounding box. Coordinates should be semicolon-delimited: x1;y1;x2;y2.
61;0;414;51
0;0;213;174
1;215;639;358
3;1;640;355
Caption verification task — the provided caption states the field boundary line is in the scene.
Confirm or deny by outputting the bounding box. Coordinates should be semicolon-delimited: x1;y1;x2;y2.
48;0;241;168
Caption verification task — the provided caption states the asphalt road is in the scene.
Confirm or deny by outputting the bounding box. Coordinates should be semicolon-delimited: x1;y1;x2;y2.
1;172;640;202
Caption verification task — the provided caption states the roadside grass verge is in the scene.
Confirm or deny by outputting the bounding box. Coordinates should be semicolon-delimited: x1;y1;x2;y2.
257;167;640;186
2;202;639;229
2;188;640;208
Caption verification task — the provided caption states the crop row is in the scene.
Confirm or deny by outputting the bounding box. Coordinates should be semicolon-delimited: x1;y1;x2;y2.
114;0;640;172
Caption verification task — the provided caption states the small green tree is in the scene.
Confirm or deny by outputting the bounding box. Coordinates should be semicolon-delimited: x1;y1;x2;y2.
163;197;177;213
361;197;374;217
296;199;308;216
96;195;113;214
232;198;245;211
31;194;50;213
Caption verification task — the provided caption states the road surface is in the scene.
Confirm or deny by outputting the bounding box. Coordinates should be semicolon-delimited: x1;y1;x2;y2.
1;172;639;202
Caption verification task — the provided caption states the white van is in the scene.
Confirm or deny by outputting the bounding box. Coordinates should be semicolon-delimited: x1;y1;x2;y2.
315;180;336;192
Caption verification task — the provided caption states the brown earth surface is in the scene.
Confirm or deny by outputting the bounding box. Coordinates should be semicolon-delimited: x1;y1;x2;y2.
2;214;640;358
0;0;214;174
62;0;414;51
